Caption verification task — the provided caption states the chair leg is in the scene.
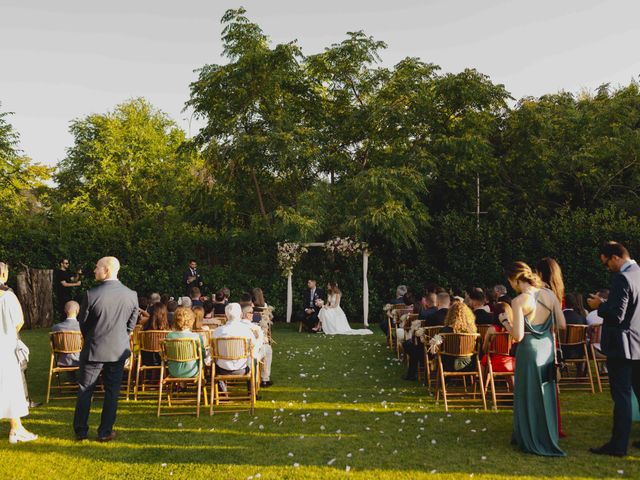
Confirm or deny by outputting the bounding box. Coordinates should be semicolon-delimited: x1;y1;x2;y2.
591;345;603;393
196;376;202;418
584;345;595;393
157;366;164;418
46;354;54;404
477;360;487;411
134;353;142;401
438;357;448;411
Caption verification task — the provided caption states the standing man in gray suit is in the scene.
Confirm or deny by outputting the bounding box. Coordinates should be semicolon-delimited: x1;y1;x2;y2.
73;257;138;442
588;241;640;456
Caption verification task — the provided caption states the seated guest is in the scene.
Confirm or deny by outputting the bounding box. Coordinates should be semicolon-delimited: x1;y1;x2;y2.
211;303;255;376
426;292;450;326
213;291;227;315
481;302;515;374
165;307;206;378
179;296;192;308
190;287;203;308
148;293;161;315
192;305;208;331
202;299;214;320
241;304;273;387
239;292;253;309
561;292;588;360
141;302;170;367
137;296;151;325
493;284;511;305
468;288;496;325
160;293;170;305
222;287;231;303
51;300;81;367
418;292;437;320
380;285;408;334
252;287;269;312
586;289;608;326
167;300;178;327
439;302;478;372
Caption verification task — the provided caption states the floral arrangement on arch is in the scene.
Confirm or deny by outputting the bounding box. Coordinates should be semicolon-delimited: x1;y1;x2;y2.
323;237;368;257
277;242;308;276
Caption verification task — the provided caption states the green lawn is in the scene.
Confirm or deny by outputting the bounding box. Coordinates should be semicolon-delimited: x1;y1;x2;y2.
0;324;637;479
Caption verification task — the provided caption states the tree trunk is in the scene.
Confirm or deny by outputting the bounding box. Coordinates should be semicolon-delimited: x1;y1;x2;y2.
15;268;54;329
251;168;267;217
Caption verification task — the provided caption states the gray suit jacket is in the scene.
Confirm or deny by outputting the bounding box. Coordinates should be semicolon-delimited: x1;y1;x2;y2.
599;262;640;360
78;280;138;363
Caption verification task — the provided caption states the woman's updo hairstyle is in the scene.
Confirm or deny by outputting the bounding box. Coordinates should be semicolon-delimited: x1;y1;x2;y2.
505;261;543;289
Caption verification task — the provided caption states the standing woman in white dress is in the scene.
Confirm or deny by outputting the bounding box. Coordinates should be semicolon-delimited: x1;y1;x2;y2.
0;262;37;444
318;282;373;335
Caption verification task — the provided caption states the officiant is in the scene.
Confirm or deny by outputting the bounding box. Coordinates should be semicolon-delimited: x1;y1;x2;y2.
182;259;204;295
301;279;324;332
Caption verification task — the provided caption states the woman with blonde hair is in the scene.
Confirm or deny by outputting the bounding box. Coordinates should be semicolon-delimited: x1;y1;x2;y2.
506;261;566;457
439;302;477;372
0;262;37;443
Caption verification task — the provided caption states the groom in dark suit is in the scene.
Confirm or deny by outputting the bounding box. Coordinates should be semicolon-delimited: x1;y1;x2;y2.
182;259;204;294
302;279;324;332
588;241;640;456
73;256;138;442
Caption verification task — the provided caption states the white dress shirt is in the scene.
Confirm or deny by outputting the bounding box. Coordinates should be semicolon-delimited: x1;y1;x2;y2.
211;319;255;371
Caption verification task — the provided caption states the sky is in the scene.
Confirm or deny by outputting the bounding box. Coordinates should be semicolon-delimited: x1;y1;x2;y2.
2;0;640;168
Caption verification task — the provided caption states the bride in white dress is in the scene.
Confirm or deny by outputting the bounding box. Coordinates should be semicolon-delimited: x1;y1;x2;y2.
318;282;373;335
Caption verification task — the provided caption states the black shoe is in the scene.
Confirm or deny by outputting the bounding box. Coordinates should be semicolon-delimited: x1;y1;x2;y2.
589;445;626;457
403;375;417;381
29;400;42;408
260;380;273;388
75;435;88;442
98;432;117;443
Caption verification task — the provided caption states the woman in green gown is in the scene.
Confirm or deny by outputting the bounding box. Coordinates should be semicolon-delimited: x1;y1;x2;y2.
506;261;567;457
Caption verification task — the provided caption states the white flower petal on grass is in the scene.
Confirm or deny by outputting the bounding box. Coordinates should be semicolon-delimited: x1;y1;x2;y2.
347;453;352;458
288;452;294;457
346;466;351;472
430;470;437;474
293;463;300;468
465;420;471;424
431;439;437;444
327;458;336;466
177;423;183;427
481;456;487;460
161;463;167;468
617;471;624;475
255;475;261;479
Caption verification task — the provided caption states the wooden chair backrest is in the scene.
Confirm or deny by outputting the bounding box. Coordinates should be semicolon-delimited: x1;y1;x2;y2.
213;314;227;325
193;329;212;348
139;330;169;352
559;324;588;345
477;324;492;339
589;323;602;343
162;338;200;362
50;331;83;353
213;337;251;361
423;326;443;340
489;332;514;356
439;333;480;356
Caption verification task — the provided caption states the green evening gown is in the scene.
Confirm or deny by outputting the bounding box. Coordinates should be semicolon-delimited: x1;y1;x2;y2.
512;292;566;457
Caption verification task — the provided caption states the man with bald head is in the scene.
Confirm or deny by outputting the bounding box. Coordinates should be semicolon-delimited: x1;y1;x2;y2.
73;257;138;442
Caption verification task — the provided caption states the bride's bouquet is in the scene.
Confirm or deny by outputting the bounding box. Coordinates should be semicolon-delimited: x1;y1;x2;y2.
314;298;325;308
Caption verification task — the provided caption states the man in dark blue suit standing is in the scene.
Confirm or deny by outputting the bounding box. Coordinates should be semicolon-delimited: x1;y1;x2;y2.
588;241;640;456
73;257;138;442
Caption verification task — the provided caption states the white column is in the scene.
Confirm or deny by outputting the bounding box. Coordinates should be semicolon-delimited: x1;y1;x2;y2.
363;251;369;326
286;271;293;323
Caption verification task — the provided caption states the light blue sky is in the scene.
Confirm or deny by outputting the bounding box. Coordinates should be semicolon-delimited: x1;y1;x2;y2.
2;0;639;167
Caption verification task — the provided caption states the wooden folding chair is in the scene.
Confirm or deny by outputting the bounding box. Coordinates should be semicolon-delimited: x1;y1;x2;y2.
477;324;492;340
157;338;209;417
558;324;595;393
589;323;607;392
46;331;83;403
484;332;515;410
435;333;487;411
134;330;168;400
389;305;413;357
421;326;443;390
193;329;212;349
210;337;255;415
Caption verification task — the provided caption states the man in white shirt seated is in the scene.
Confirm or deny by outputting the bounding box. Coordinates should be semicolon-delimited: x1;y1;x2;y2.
241;304;273;387
51;301;82;367
211;303;255;375
586;289;609;326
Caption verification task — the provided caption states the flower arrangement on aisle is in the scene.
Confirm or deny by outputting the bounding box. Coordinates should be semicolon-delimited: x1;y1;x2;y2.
277;242;308;276
323;237;368;257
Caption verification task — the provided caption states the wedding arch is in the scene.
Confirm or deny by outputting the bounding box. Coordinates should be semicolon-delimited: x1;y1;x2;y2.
277;238;370;327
